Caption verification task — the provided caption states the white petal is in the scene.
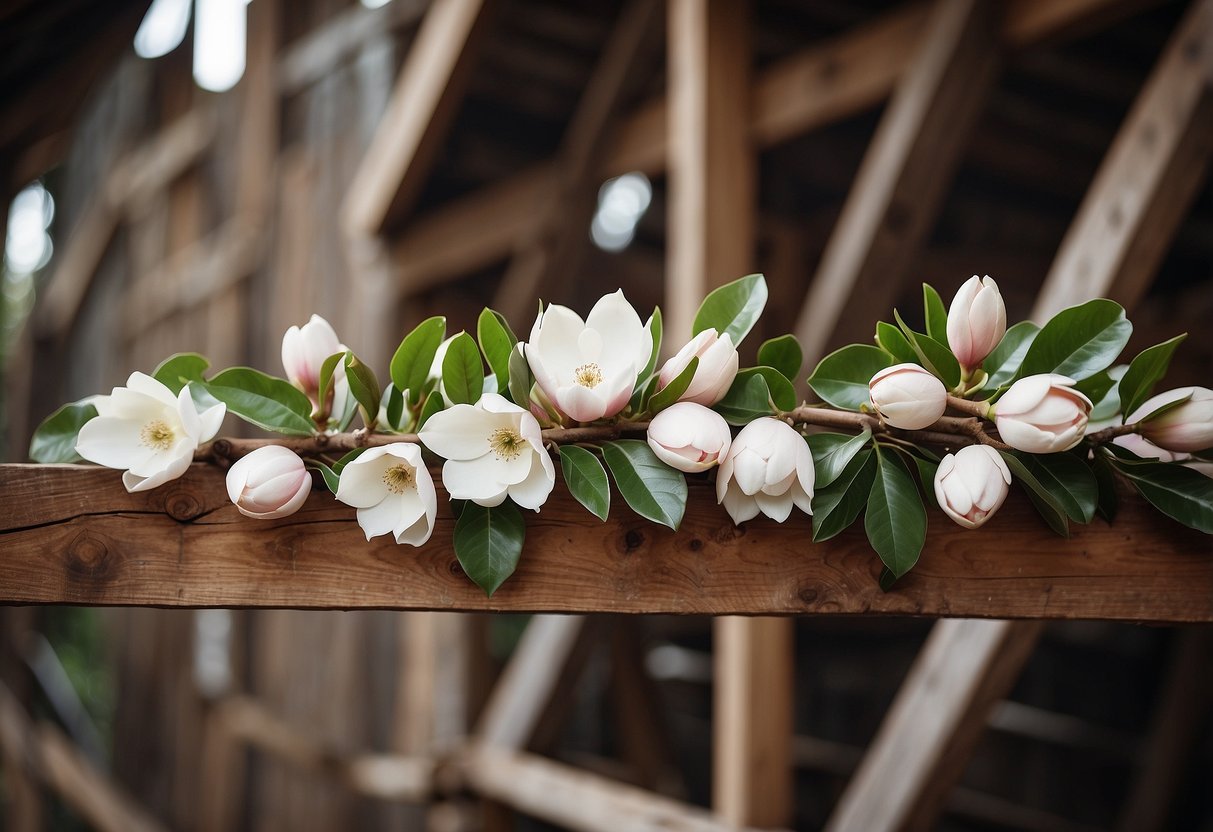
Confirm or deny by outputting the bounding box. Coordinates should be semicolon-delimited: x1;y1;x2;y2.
395;511;434;546
508;452;556;510
755;491;793;523
356;497;400;540
177;386;201;440
732;449;768;496
336;455;391;509
419;404;491;459
126;372;179;408
721;486;759;525
196;399;226;441
123;447;193;492
442;456;509;503
76;417;156;471
557;383;608;423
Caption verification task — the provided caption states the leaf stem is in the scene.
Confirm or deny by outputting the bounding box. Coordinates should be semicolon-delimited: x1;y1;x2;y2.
945;395;991;419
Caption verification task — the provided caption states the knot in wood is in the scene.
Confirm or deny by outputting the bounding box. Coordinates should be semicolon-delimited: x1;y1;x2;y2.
162;486;205;521
65;531;112;579
623;529;645;552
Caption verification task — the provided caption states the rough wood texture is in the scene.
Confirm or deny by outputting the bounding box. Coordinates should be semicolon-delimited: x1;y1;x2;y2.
0;464;1209;620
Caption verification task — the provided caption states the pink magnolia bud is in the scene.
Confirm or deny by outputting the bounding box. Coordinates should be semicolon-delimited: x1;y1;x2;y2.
657;328;739;406
281;315;343;396
947;275;1006;371
646;402;732;472
934;445;1012;529
226;446;312;519
1111;433;1184;463
869;364;947;430
716;417;814;524
994;374;1091;453
1128;386;1213;453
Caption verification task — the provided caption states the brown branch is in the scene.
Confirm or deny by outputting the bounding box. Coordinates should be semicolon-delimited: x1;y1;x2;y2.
1085;423;1139;445
945;394;991;419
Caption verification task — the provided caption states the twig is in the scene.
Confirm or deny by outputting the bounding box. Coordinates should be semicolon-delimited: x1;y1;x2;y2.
1086;422;1139;445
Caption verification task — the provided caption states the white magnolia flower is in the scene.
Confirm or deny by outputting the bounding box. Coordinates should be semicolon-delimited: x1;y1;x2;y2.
869;364;948;430
716;417;814;524
525;290;652;423
994;374;1091;453
947;275;1006;371
1129;386;1213;453
657;328;739;406
225;446;312;519
76;372;225;492
419;393;555;509
335;443;437;546
646;402;732;472
934;444;1012;529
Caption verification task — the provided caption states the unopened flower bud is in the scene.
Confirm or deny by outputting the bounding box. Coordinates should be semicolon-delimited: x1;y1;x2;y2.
994;374;1091;453
869;364;948;430
646;402;732;472
282;315;343;396
716;418;814;524
934;445;1012;529
947;275;1006;371
1129;386;1213;453
657;328;739;407
226;446;311;519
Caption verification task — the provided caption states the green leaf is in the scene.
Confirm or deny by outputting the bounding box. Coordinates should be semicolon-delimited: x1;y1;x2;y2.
692;273;767;346
875;322;917;364
757;335;803;383
998;451;1070;537
713;373;774;425
912;454;940;510
559;446;610;521
383;384;406;430
153;353;209;394
864;450;927;578
345;354;382;428
1020;298;1132;381
1074;371;1115;409
29;401;98;463
1092;453;1118;523
601;440;688;530
894;310;961;389
648;357;699;414
637;307;662;386
442;332;484;406
982;321;1039;390
390;316;446;403
745;366;797;412
1109;457;1213;534
807;429;871;489
203;368;316;436
416;391;445;430
508;344;533;408
317;352;345;419
812;449;876;542
807;344;892;411
1011;451;1097;524
1089;365;1126;423
1117;334;1186;419
923;284;948;345
453;501;527;596
478;308;517;395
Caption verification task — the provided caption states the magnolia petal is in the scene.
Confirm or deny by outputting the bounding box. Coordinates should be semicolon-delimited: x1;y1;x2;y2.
336;454;392;509
76;417;157;471
419;404;493;460
508;454;556;510
356;497;400;540
442;456;509;503
395;511;434;546
721;487;759;525
731;448;768;496
123;447;193;492
755;491;794;523
126;371;180;408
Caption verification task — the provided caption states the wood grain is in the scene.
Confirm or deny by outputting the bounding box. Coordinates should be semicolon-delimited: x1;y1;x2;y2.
0;464;1209;620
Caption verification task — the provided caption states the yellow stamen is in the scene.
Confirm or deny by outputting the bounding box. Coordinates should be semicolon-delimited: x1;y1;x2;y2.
140;420;175;451
573;363;603;389
489;427;525;461
382;464;417;494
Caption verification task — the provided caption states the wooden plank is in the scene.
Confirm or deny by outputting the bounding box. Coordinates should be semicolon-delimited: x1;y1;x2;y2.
341;0;493;236
389;0;1146;295
1033;0;1213;317
793;0;1000;365
460;745;762;832
1;464;1208;619
824;619;1046;832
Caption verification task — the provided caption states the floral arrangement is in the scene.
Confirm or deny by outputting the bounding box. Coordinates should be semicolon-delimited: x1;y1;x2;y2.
30;275;1213;595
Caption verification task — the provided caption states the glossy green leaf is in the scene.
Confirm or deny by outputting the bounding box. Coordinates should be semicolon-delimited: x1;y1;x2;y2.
559;446;611;521
383;384;405;430
1011;450;1097;524
453;501;527;596
316;352;345;419
602;440;688;530
923;283;948;346
807;344;892;411
416;390;445;430
390;316;446;403
478;308;518;394
894;310;961;389
1089;365;1125;423
1074;371;1115;409
981;321;1039;391
508;344;533;408
345;354;382;428
812;448;876;542
152;353;209;394
745;366;797;412
1092;453;1118;523
648;357;699;414
29;401;98;463
998;451;1070;537
692;273;767;347
912;454;940;510
713;372;774;425
1117;334;1186;419
203;368;316;436
807;429;871;489
309;460;340;494
875;322;917;364
1020;298;1132;381
1110;457;1213;534
442;332;484;406
864;450;927;579
637;307;662;385
757;334;803;383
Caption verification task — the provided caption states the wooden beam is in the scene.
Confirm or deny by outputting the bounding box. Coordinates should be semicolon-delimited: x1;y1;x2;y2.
460;745;762;832
793;0;1000;366
824;619;1046;832
491;0;659;325
389;0;1148;295
341;0;493;237
1;464;1208;619
1032;0;1213;318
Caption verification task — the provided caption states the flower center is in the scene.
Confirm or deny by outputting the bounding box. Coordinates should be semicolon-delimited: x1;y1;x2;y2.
489;427;525;461
382;464;416;494
573;363;603;389
140;419;176;451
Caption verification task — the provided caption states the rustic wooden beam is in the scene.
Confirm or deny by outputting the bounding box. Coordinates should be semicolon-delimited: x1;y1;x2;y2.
389;0;1150;295
1;464;1207;620
1033;0;1213;317
460;745;761;832
341;0;493;237
793;0;1000;366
